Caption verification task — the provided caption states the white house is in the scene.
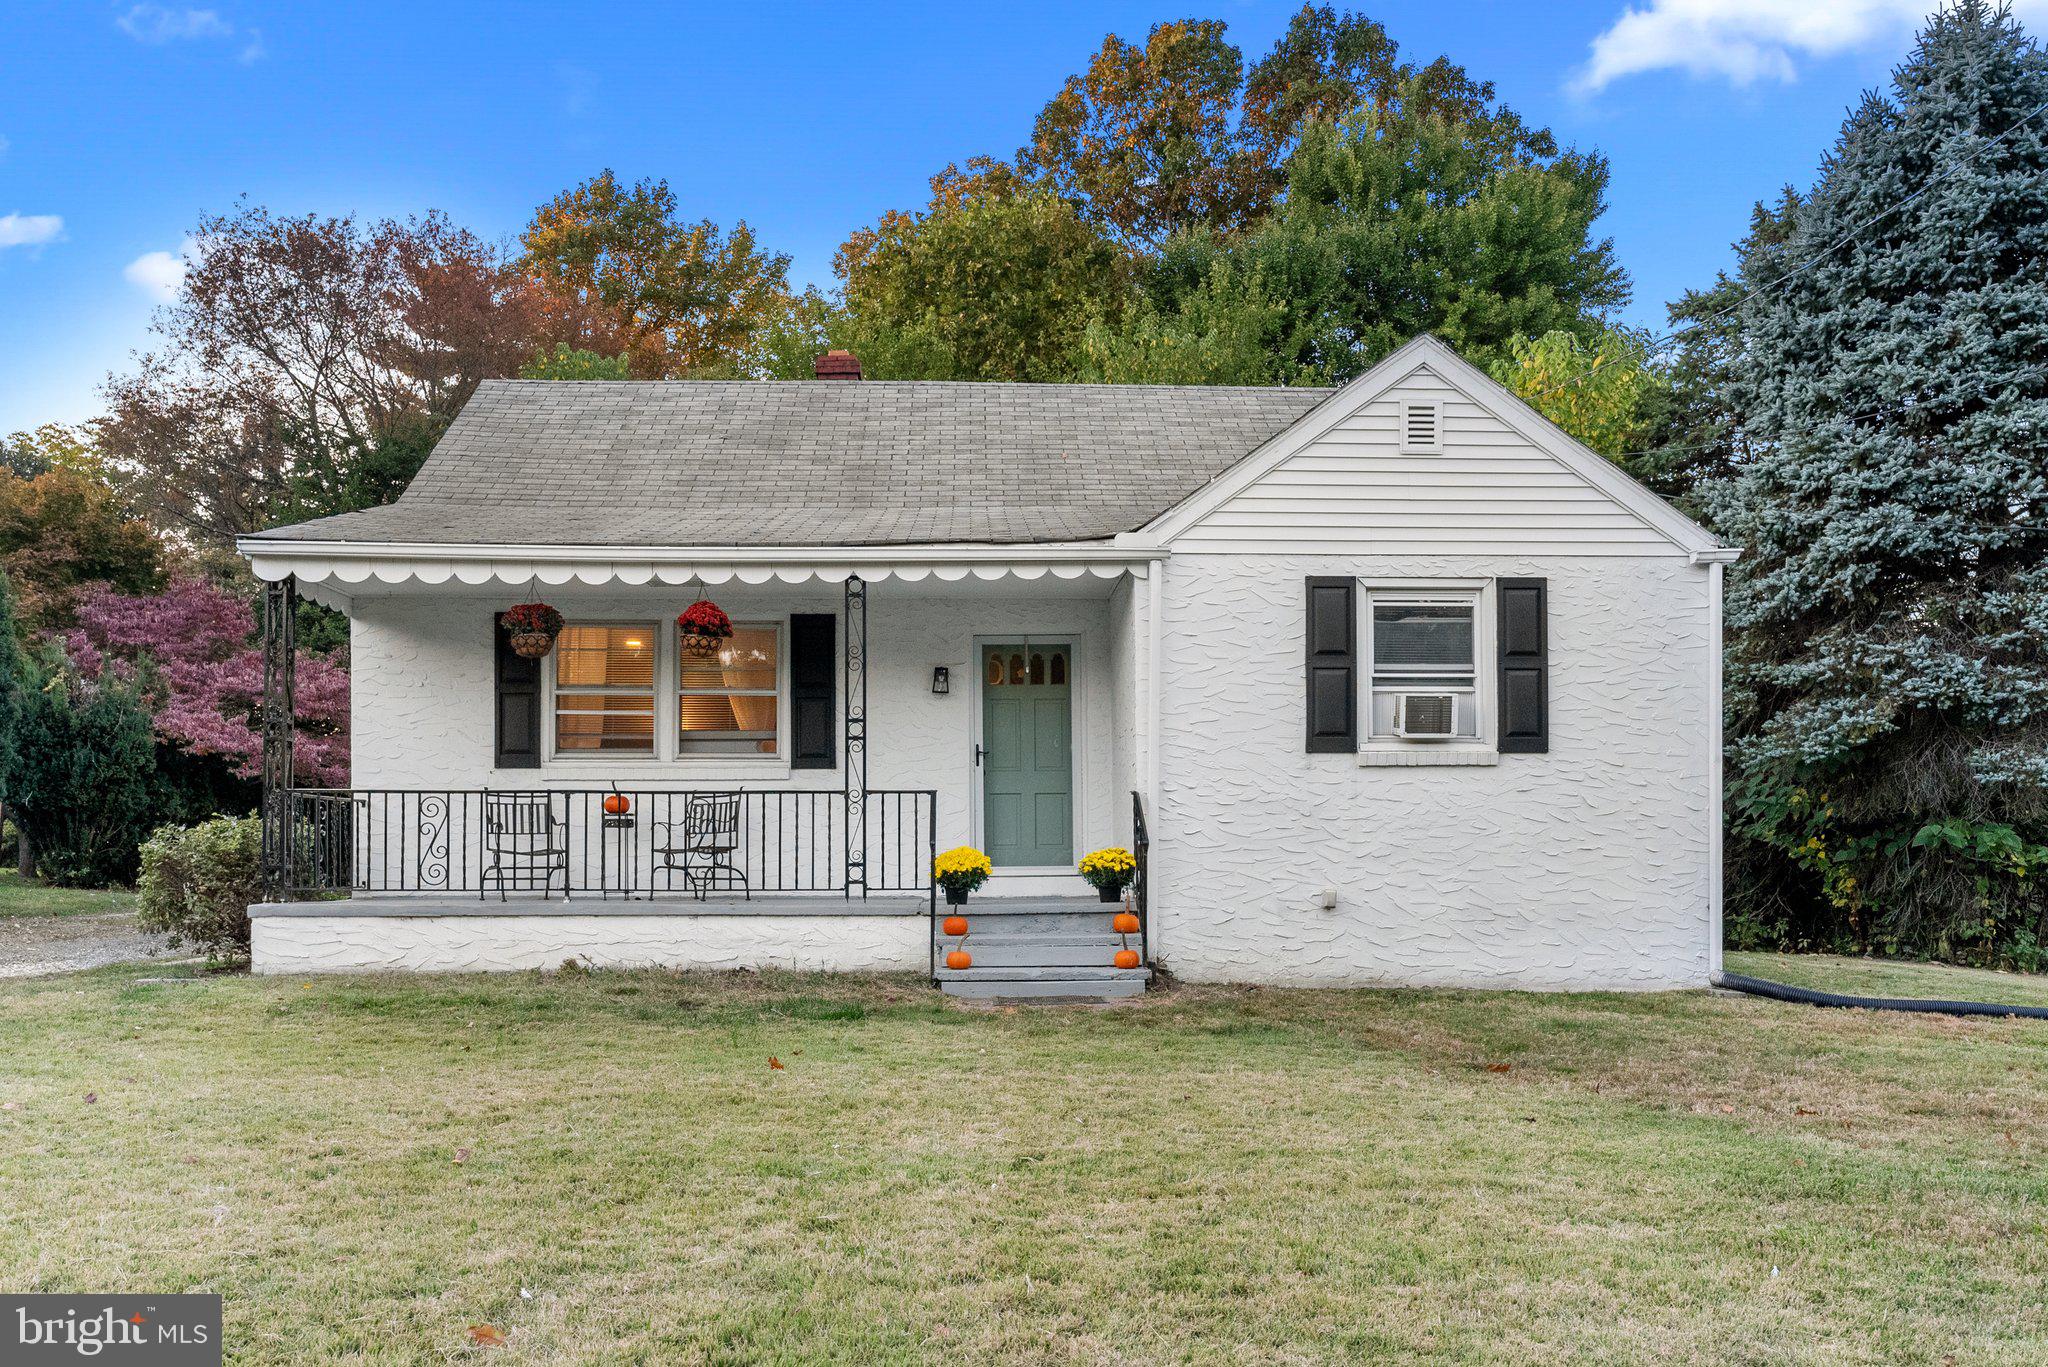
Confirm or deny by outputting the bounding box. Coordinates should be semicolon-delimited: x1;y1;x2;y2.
238;335;1737;996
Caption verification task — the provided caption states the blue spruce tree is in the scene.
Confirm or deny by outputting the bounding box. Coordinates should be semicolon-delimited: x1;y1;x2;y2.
1710;2;2048;959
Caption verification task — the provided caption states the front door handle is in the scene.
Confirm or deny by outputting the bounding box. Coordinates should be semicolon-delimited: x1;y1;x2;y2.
974;744;986;767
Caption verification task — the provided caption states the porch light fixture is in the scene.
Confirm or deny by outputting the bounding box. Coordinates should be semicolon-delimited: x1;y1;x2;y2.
931;666;950;696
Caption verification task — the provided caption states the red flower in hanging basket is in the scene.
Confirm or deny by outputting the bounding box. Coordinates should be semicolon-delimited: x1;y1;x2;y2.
502;602;566;658
676;601;734;639
502;603;565;637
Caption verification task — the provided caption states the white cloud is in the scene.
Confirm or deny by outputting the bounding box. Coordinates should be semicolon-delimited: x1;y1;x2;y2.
0;134;10;159
238;27;265;63
124;245;192;301
116;5;234;43
0;213;64;249
1574;0;2048;94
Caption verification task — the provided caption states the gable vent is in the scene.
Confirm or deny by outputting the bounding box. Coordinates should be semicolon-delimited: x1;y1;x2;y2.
1400;402;1442;453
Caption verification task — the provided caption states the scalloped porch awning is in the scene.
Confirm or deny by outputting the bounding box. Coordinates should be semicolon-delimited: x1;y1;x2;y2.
236;538;1160;607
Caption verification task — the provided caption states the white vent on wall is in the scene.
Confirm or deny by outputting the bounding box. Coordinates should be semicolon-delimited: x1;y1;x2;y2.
1394;692;1457;738
1400;401;1442;453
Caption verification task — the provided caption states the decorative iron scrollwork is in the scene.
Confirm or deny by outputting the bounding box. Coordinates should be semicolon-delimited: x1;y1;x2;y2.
417;794;450;887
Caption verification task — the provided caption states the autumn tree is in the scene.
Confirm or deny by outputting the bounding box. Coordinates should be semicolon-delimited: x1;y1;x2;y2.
1488;329;1658;459
519;344;633;380
520;171;792;378
0;465;163;632
1021;4;1549;247
836;164;1133;381
1077;260;1298;385
1106;99;1626;385
100;203;555;543
67;576;350;790
282;409;450;526
2;423;107;480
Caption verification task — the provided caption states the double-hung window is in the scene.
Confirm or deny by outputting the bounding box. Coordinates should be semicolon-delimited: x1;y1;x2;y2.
1366;593;1482;741
678;622;783;756
554;625;658;753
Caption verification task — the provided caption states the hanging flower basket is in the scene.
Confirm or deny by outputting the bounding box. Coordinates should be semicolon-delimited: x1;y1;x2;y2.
502;603;565;659
677;599;735;658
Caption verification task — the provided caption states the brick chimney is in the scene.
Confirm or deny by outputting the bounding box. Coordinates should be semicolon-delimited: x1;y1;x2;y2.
814;349;863;380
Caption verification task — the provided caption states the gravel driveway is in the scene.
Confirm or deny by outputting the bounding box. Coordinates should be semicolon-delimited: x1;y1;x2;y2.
0;912;181;978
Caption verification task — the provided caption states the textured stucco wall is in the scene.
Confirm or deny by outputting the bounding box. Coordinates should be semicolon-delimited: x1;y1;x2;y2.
253;914;925;974
1105;576;1146;847
1152;553;1713;990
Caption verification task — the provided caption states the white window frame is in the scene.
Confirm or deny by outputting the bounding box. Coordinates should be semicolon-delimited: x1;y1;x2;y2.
675;618;788;762
550;620;661;759
1358;578;1497;762
543;615;790;768
1399;400;1443;454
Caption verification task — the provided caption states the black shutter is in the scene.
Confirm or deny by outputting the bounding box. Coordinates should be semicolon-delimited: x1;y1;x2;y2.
1497;578;1549;754
493;613;542;769
789;613;836;770
1305;577;1357;753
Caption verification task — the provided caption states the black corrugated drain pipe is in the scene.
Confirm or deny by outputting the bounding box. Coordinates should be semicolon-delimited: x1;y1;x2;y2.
1712;970;2048;1021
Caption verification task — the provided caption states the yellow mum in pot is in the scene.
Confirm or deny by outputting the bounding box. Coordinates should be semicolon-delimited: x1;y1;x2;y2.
933;846;992;905
1079;847;1136;902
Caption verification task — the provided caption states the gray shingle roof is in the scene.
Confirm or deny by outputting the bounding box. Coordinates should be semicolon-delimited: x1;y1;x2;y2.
250;379;1332;548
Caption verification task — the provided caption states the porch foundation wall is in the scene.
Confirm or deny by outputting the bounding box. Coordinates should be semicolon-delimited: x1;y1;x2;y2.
252;913;927;975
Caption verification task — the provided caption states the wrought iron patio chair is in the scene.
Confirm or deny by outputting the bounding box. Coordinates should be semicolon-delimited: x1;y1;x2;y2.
482;793;569;901
652;793;750;901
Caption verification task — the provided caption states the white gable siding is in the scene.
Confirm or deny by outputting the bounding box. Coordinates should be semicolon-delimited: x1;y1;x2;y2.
1172;365;1682;557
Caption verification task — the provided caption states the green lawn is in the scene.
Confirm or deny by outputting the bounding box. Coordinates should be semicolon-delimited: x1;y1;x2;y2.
0;869;136;918
3;968;2046;1364
1728;951;2048;1009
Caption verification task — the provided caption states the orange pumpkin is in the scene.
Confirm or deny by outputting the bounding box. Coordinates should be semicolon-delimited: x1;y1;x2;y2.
945;950;973;970
941;915;969;938
1114;949;1141;969
1112;912;1141;935
602;793;631;816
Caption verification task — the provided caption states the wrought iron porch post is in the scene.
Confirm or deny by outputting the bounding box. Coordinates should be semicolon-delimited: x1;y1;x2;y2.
260;575;298;899
844;575;868;898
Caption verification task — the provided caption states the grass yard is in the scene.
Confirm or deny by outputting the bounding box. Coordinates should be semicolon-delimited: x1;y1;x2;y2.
3;967;2046;1364
0;870;137;919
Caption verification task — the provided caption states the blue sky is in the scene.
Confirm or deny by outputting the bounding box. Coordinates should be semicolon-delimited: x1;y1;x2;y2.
0;1;2014;433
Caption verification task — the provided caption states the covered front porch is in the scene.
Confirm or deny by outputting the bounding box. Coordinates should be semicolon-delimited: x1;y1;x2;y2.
246;541;1161;992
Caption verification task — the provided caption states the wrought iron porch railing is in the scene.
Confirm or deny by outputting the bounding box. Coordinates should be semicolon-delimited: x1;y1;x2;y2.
1132;789;1150;968
276;788;937;901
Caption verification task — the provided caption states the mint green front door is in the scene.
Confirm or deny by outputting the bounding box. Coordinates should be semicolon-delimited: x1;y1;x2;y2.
981;642;1074;867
